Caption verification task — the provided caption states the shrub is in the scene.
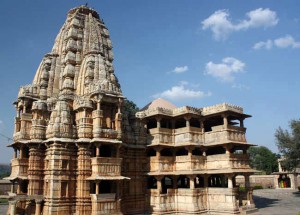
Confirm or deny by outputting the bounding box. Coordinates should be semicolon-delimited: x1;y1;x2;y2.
253;185;263;190
239;186;246;192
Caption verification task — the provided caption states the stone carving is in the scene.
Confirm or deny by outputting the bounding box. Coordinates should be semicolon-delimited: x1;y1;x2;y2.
6;5;256;215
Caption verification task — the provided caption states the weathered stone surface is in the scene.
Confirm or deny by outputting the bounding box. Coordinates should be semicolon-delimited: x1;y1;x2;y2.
5;5;257;215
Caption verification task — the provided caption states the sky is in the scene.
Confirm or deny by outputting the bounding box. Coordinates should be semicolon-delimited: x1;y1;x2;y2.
1;0;300;163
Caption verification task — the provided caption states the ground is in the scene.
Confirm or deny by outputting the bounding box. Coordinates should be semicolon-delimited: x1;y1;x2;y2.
0;189;299;214
252;189;300;215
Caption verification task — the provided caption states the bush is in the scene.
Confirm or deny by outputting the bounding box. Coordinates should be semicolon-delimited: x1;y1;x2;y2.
253;185;263;190
0;198;8;204
239;186;246;192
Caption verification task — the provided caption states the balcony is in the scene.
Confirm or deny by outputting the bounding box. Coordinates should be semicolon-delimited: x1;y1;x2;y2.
148;155;206;173
206;154;250;170
204;126;246;145
91;157;122;176
5;158;28;180
13;113;32;142
147;127;203;146
91;194;121;215
148;154;250;173
149;156;174;172
175;155;206;171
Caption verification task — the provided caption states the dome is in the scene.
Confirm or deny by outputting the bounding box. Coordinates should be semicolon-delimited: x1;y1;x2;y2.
141;98;177;111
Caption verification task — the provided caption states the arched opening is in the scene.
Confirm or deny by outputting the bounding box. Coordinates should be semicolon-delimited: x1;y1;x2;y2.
176;148;188;156
161;148;173;156
209;175;227;188
206;146;226;156
146;148;156;157
99;180;114;193
195;175;204;188
278;174;291;188
100;145;116;157
175;118;186;129
177;175;190;188
190;118;200;128
160;118;171;129
192;148;202;156
19;180;28;194
147;118;157;129
162;176;173;194
204;116;223;132
147;176;157;189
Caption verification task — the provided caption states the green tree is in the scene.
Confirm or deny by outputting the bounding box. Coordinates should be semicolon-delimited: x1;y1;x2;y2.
248;146;279;174
123;99;139;117
275;119;300;172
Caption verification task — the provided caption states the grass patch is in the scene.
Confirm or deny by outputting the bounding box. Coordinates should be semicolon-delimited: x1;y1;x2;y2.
0;198;8;204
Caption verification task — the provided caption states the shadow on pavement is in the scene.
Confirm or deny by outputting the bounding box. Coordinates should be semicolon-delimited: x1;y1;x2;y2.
292;191;300;197
253;195;279;209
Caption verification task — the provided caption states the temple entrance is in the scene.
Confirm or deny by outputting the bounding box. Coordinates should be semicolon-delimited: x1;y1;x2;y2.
278;174;291;188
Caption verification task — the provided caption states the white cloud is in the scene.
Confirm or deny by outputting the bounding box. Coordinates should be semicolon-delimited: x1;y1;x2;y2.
205;57;245;82
274;35;300;48
172;66;188;73
0;120;3;124
253;40;273;50
202;8;278;40
153;82;211;101
253;35;300;50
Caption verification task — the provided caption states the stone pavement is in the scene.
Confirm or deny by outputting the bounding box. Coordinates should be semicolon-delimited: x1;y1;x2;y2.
252;189;300;215
0;189;299;215
0;204;8;214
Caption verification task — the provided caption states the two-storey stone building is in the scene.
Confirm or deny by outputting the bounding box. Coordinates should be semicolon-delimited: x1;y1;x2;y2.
5;5;257;215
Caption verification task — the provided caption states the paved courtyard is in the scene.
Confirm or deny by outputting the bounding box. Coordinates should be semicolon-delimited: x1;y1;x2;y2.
0;189;299;214
252;189;300;215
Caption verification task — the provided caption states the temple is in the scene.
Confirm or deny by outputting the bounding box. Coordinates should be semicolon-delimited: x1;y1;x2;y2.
5;5;257;215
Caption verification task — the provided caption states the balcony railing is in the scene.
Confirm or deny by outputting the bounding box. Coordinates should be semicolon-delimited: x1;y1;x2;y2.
91;194;121;215
6;158;28;180
147;127;203;146
204;127;246;145
148;154;250;173
91;157;122;176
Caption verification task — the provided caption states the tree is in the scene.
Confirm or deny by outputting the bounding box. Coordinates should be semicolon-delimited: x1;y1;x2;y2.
123;99;139;117
248;146;279;174
275;119;300;172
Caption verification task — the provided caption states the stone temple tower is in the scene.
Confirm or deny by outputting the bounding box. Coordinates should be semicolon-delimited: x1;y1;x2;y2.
6;5;257;215
6;5;131;215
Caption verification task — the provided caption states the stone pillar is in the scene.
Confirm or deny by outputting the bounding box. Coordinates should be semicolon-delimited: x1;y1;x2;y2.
19;146;24;159
9;200;17;215
76;144;92;214
28;145;44;195
223;114;228;129
187;147;193;158
156;117;161;129
96;144;101;157
202;149;207;157
200;120;205;133
14;148;17;159
10;181;15;193
156;176;163;194
96;182;100;194
35;199;43;215
189;175;196;189
240;119;244;128
224;145;231;155
156;148;161;159
227;174;233;188
184;115;191;127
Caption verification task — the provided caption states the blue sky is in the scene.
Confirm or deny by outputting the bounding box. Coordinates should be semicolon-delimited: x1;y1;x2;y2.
1;0;300;163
